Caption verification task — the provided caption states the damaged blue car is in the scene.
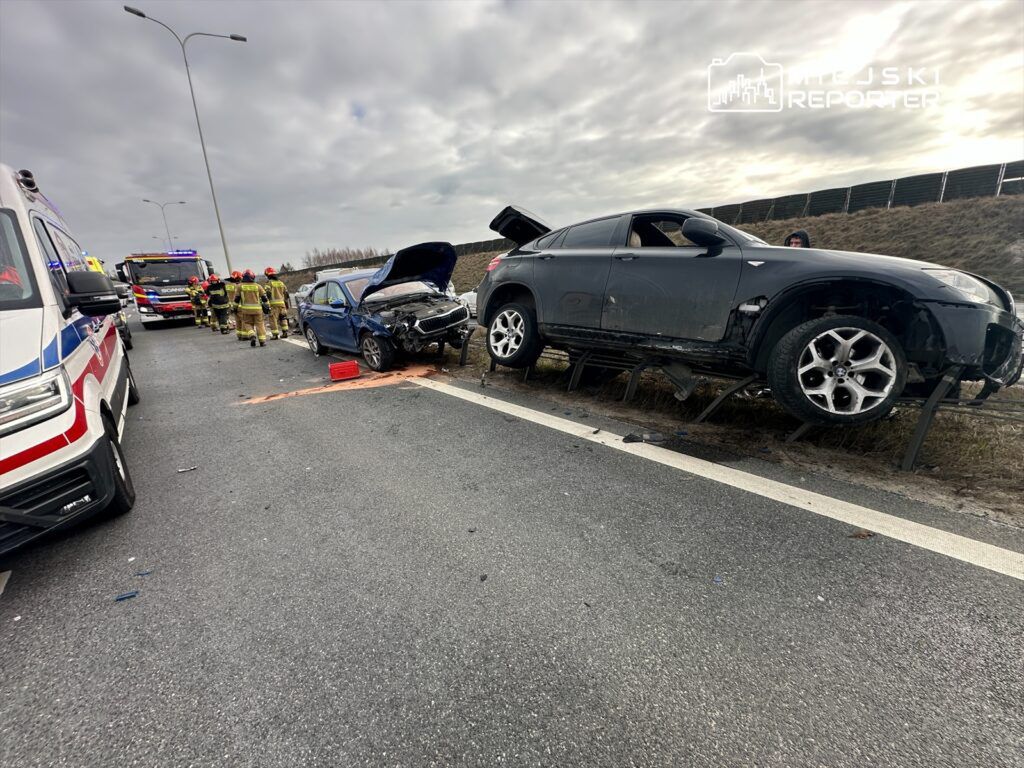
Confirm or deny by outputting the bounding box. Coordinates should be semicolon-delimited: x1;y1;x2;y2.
298;241;471;371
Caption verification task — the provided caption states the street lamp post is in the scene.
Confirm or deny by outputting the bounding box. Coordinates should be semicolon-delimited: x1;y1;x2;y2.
124;5;246;273
142;198;186;249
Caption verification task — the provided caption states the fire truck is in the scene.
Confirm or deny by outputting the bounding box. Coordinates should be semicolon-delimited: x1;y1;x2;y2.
115;250;214;327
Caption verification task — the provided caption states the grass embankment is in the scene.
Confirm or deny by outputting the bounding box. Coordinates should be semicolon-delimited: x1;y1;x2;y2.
450;195;1024;294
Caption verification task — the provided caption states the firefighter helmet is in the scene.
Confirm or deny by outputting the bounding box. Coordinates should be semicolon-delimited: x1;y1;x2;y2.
187;276;200;285
264;267;276;277
230;270;242;280
208;273;220;282
242;269;256;281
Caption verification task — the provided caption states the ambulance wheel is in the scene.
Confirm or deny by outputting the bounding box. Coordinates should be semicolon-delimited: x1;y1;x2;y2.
126;362;141;406
102;414;135;518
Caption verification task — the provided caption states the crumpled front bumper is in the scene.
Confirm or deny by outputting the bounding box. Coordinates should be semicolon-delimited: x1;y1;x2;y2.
924;300;1024;386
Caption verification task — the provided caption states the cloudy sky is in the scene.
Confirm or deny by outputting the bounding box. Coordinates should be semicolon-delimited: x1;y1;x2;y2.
1;0;1021;273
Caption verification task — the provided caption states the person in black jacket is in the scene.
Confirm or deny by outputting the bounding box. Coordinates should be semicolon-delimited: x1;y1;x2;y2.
784;229;811;248
205;274;231;334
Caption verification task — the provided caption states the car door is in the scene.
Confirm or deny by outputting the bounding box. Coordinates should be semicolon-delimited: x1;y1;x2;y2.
321;281;357;351
532;215;623;329
303;282;330;339
601;213;743;341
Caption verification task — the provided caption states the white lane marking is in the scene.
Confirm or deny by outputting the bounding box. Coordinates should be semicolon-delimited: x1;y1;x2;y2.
0;571;10;599
414;378;1024;581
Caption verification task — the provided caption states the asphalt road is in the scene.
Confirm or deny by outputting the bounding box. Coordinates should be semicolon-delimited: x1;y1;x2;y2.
2;318;1022;768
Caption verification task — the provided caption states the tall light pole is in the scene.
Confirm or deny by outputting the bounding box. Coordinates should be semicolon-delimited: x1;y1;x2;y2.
124;5;246;273
142;198;186;249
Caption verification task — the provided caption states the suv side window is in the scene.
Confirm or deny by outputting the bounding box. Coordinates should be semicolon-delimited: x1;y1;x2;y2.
628;215;703;248
561;217;620;248
535;230;562;249
311;283;328;305
326;282;345;304
32;218;70;313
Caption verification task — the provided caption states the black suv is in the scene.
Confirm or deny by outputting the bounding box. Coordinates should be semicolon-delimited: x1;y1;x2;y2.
477;206;1023;425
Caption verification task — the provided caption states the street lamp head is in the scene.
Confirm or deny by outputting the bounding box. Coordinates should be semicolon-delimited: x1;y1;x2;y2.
178;201;187;205
230;34;247;42
124;6;146;18
142;198;153;203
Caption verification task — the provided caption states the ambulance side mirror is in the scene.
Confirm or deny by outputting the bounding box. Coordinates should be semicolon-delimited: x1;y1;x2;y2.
66;271;123;317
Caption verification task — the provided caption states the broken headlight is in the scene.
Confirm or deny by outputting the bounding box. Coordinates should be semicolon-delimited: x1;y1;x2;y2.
0;368;73;437
924;269;1001;307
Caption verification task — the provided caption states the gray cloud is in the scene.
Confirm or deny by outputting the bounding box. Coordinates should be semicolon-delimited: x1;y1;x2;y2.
1;0;1021;273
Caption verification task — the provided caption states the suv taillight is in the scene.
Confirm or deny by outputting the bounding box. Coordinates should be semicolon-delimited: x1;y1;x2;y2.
486;256;503;272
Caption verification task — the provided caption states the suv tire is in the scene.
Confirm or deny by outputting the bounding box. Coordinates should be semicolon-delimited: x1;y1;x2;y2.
768;315;907;426
486;302;542;369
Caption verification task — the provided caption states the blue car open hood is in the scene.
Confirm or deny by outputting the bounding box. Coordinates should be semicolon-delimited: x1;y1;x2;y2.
360;241;457;303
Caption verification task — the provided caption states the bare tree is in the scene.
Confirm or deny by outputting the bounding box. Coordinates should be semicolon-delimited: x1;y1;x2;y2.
302;247;389;268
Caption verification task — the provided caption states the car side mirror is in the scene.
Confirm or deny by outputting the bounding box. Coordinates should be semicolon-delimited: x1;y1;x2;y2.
66;271;122;317
682;218;726;252
329;298;346;309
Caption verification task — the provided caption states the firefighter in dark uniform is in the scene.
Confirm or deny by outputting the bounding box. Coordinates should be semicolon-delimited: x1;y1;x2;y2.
205;273;231;334
263;267;291;339
234;269;269;347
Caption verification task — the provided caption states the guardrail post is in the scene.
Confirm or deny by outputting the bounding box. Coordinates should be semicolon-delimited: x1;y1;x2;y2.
995;163;1007;196
938;171;948;203
886;179;896;209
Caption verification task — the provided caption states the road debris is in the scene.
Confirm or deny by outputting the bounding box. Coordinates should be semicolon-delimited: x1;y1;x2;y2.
592;428;600;434
712;575;725;586
176;466;198;474
468;528;476;533
127;557;135;563
114;590;139;602
135;570;153;577
624;432;666;443
480;372;487;387
479;574;488;582
13;615;21;622
849;529;876;540
817;595;826;602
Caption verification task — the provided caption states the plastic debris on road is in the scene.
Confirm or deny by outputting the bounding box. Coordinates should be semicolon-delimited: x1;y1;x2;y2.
624;432;666;443
480;574;488;582
136;570;153;577
712;575;725;586
176;466;198;473
115;590;139;602
849;529;876;540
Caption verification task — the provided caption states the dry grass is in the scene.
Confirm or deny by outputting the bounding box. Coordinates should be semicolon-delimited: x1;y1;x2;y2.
455;340;1024;522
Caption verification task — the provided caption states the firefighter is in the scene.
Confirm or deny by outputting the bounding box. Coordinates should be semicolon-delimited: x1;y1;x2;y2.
225;271;243;337
234;269;269;347
205;273;231;334
263;267;291;339
186;276;209;327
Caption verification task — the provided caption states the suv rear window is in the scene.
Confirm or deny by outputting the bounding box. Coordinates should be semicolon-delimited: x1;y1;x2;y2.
561;217;620;248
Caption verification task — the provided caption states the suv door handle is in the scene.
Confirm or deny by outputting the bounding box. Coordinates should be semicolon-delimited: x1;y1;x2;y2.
615;253;639;261
538;254;556;260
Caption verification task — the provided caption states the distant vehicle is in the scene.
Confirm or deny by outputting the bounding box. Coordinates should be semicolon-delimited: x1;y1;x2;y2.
479;205;1023;426
458;288;478;317
314;266;365;283
292;282;315;305
0;164;139;556
115;250;215;327
299;242;471;371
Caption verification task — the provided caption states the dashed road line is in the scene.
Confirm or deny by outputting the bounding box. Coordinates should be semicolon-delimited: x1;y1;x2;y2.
414;377;1024;581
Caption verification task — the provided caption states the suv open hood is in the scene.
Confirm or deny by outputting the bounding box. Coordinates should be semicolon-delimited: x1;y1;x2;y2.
361;241;457;303
489;205;552;246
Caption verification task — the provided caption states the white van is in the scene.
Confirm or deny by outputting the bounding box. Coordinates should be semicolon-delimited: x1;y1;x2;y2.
0;164;138;556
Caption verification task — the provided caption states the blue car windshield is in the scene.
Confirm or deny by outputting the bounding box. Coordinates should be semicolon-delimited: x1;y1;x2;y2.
346;279;439;303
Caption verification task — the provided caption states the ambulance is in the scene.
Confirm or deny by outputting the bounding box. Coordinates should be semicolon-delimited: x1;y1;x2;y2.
0;165;139;556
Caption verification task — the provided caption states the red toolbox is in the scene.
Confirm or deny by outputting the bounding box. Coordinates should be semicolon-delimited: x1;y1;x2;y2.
329;360;361;381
